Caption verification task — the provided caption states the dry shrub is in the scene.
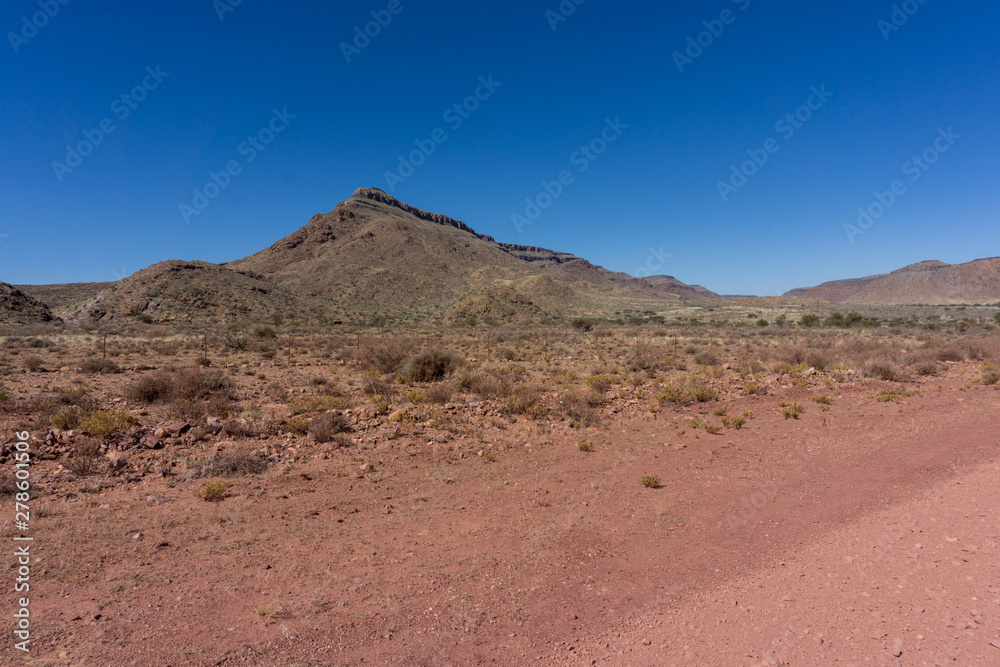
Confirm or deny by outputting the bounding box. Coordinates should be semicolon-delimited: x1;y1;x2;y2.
355;336;418;374
309;412;351;443
63;438;102;476
81;359;121;374
557;390;598;427
193;481;228;502
403;349;462;382
935;346;965;362
914;361;940;376
627;342;670;374
456;369;514;399
982;371;1000;386
804;351;828;371
195;444;268;478
693;350;721;367
361;377;396;399
503;385;546;416
863;360;902;382
656;380;718;405
125;368;231;404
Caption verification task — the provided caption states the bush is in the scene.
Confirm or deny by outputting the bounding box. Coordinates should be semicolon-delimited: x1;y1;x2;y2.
193;481;229;502
355;337;417;374
23;356;44;372
782;404;805;419
124;368;232;404
864;360;901;382
756;319;769;328
81;410;137;438
571;318;595;332
310;412;351;443
403;349;462;382
64;439;102;476
81;359;121;374
804;352;828;371
195;445;268;478
222;331;250;351
799;314;821;328
641;475;660;489
656;381;718;405
52;407;82;430
503;385;545;416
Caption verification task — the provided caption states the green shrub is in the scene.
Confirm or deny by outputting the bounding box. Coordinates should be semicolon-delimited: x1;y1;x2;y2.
641;475;660;489
799;314;821;327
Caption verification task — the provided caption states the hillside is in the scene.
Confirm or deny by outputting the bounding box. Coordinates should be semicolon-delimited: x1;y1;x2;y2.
784;258;1000;305
63;261;327;324
0;282;56;324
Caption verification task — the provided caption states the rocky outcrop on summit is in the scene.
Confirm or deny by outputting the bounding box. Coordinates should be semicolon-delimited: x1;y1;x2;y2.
351;188;497;242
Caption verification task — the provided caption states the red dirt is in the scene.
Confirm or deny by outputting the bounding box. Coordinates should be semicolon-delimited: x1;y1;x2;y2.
4;366;999;666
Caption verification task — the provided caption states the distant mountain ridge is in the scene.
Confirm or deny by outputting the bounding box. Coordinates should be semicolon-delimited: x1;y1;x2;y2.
784;258;1000;305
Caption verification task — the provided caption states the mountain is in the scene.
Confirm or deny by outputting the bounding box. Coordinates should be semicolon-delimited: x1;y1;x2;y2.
225;187;714;321
0;283;56;324
784;258;1000;305
10;188;715;325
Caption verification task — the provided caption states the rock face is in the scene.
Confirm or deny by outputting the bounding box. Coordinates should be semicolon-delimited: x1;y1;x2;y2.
784;257;1000;305
0;282;56;323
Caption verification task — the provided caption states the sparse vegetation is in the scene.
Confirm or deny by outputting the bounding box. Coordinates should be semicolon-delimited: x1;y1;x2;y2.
193;480;229;502
641;475;660;489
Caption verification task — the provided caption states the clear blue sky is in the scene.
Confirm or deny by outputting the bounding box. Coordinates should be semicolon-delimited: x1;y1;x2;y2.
2;0;998;295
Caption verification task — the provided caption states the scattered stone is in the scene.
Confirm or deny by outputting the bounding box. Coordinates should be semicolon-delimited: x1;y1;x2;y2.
641;638;651;646
164;422;190;436
890;645;902;657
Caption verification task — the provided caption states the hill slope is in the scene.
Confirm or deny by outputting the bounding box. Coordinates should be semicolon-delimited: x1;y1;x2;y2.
785;258;1000;305
64;261;326;324
0;283;56;324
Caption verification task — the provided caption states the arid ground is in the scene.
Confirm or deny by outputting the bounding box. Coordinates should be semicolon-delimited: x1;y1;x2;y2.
2;318;999;665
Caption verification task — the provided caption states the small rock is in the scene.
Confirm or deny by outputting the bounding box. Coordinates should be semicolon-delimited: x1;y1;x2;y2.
890;645;902;657
641;638;651;645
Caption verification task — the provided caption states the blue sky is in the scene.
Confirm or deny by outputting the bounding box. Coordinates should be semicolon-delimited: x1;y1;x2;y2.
2;0;998;295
